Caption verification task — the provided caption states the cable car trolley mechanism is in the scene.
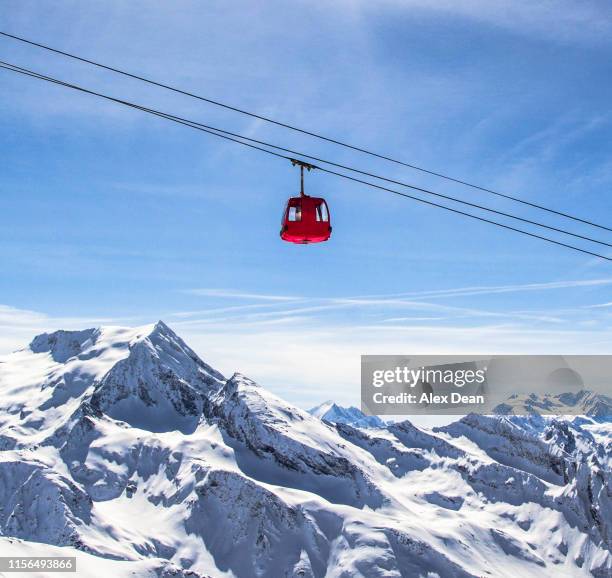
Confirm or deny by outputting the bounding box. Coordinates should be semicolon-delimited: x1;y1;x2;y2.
280;159;332;244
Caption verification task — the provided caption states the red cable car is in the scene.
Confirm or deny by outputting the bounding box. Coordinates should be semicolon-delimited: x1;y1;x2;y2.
280;160;332;244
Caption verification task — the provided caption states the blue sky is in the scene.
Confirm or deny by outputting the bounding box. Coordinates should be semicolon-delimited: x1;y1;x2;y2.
1;1;612;409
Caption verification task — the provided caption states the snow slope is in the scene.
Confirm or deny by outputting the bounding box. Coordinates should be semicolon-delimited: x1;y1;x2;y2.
0;321;610;577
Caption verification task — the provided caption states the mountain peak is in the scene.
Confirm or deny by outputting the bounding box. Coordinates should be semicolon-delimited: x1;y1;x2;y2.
16;321;228;434
121;320;175;345
149;319;173;336
309;400;336;416
29;327;100;363
27;321;177;365
308;400;384;428
135;319;186;348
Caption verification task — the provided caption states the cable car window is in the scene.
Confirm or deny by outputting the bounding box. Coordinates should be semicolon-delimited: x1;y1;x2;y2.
288;206;301;222
316;202;329;222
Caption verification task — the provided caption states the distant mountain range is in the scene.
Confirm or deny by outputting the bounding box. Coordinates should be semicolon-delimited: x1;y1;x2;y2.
0;322;610;577
493;390;612;419
308;400;385;428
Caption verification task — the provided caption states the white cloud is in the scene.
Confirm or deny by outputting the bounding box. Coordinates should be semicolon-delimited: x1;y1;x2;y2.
183;278;611;306
171;278;612;327
585;302;612;309
356;278;612;300
360;0;612;44
181;289;301;301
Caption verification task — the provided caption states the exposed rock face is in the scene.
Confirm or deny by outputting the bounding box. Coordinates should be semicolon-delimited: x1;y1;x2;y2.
90;322;224;433
0;456;92;546
29;328;101;363
0;321;610;577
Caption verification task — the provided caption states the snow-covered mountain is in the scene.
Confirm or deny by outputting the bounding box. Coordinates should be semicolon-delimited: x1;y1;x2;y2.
0;321;610;577
308;401;385;428
494;390;612;419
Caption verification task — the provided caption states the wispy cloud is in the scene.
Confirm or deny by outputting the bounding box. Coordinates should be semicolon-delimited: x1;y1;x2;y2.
367;0;612;45
0;304;48;328
497;114;611;167
352;278;612;301
172;278;610;328
167;303;284;319
584;302;612;309
183;278;609;306
182;289;302;301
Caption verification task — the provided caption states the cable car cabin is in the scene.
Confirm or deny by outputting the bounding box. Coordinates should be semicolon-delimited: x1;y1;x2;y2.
280;195;331;244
